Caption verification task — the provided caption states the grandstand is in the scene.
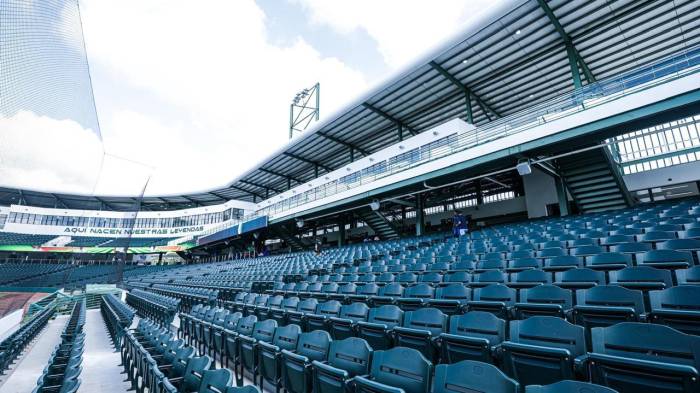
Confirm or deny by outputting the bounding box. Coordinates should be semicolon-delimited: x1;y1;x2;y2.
0;0;700;393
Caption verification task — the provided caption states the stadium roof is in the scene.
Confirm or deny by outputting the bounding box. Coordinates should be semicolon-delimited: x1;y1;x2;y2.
2;0;698;211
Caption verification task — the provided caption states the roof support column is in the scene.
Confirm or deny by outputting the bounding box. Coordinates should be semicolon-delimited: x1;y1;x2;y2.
287;178;292;190
555;176;570;216
350;147;355;162
314;164;319;178
566;43;582;89
475;180;484;205
398;124;404;141
465;91;474;124
415;194;425;237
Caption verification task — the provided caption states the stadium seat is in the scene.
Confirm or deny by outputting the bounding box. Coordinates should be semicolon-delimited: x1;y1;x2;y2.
426;283;471;315
466;284;516;319
393;307;447;361
258;324;301;393
306;301;342;332
237;319;277;386
649;286;700;335
311;337;372;393
501;316;586;386
525;380;618;393
328;302;369;340
512;284;573;319
438;311;505;364
432;360;519;393
353;347;432;393
281;330;331;393
554;268;606;290
587;322;700;393
636;249;694;270
572;285;645;335
356;305;403;350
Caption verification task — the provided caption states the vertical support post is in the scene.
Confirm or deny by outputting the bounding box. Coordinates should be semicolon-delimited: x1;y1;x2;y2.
555;177;570;216
350;147;355;162
287;178;292;190
315;83;320;121
398;124;403;141
289;103;294;139
415;195;425;237
338;217;346;247
566;44;582;89
314;164;319;178
475;180;484;205
465;91;473;124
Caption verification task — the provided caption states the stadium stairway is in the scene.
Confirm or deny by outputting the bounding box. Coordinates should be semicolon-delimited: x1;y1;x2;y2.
556;147;632;213
0;315;69;393
357;208;400;240
273;224;308;251
77;309;131;393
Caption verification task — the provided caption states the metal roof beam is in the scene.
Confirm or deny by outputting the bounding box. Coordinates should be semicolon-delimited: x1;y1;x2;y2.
50;193;69;209
362;103;418;136
428;61;501;120
209;191;232;201
282;152;332;172
180;195;203;207
258;168;304;184
240;180;282;194
318;132;370;156
537;0;595;84
230;185;264;200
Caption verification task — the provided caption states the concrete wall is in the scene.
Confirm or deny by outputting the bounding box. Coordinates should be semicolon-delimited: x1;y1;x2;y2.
522;167;560;219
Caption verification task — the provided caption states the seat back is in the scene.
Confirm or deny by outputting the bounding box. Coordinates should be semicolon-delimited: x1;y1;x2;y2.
515;284;572;319
574;285;645;329
362;347;432;393
589;322;700;393
338;303;370;322
649;286;700;335
252;319;278;342
367;305;403;328
433;361;519;393
273;324;302;351
401;308;448;337
198;369;233;393
182;355;213;393
326;337;372;377
502;316;585;386
295;330;331;361
524;380;618;393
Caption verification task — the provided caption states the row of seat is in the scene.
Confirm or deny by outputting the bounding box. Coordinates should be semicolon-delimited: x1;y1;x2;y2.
126;288;181;326
176;301;696;393
101;293;136;346
225;281;700;335
0;303;55;373
121;318;260;393
33;300;85;393
148;284;219;312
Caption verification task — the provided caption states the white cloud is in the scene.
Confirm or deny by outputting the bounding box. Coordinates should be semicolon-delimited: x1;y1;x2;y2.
3;0;507;199
77;0;369;196
0;111;103;194
296;0;506;68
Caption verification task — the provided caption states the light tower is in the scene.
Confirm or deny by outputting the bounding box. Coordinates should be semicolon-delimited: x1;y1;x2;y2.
289;82;320;139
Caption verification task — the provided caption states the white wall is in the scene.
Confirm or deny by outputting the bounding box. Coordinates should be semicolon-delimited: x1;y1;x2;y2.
623;160;700;191
522;168;559;218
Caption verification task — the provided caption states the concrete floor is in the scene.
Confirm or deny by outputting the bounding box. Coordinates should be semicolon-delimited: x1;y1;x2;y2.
77;309;131;393
0;315;68;393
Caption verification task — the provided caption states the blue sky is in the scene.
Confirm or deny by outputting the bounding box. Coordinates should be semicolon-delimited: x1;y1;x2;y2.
1;0;506;197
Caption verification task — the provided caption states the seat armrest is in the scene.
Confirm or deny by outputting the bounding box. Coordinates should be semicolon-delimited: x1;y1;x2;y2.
281;349;310;366
502;341;571;359
312;360;350;380
353;376;406;393
393;327;432;338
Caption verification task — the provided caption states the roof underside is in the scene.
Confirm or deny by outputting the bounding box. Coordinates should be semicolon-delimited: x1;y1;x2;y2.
2;0;698;212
